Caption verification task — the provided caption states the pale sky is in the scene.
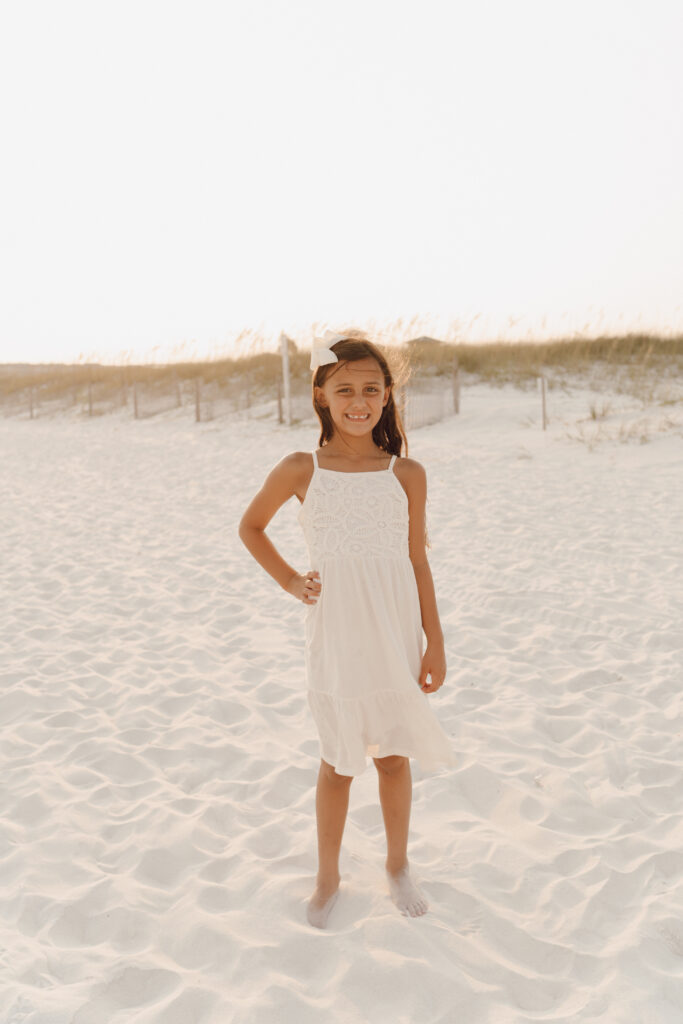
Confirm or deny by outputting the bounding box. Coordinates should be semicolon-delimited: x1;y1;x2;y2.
1;0;682;365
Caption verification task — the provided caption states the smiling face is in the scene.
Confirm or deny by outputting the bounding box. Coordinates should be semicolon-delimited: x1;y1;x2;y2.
315;357;390;436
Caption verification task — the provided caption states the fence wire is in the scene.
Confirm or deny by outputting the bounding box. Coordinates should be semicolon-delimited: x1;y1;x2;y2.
2;371;459;432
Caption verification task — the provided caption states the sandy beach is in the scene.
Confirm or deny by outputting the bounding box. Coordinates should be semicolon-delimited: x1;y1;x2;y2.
2;378;682;1023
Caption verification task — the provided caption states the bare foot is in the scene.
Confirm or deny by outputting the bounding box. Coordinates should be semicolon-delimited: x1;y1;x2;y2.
307;875;340;929
386;863;428;918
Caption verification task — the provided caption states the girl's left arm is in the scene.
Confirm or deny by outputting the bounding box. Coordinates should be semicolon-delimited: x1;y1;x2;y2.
403;460;446;693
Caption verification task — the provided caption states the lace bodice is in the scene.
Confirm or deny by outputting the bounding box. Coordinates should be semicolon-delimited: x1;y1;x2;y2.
297;452;410;563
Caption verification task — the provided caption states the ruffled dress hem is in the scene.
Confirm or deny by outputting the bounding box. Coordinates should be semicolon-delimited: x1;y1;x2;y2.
307;687;458;777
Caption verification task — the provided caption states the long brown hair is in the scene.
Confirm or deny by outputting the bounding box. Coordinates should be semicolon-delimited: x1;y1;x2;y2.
311;331;410;455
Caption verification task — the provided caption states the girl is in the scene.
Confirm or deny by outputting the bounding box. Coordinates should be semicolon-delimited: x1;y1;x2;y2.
238;329;457;929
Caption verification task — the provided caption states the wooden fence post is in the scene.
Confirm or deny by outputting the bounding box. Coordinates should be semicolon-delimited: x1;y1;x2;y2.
88;380;93;417
277;378;283;424
541;375;547;430
279;332;292;426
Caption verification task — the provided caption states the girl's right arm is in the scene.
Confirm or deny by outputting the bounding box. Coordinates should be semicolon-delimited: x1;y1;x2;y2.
237;452;320;605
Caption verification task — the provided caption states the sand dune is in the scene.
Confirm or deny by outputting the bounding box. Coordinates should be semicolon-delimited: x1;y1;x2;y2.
1;380;682;1023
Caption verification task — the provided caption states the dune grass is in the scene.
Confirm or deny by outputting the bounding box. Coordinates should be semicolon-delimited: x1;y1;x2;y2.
1;332;681;417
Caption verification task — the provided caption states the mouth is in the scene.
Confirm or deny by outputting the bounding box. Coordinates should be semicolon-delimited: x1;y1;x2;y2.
344;413;370;421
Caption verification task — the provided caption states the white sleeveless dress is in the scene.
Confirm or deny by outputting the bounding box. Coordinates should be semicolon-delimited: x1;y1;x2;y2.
297;450;458;777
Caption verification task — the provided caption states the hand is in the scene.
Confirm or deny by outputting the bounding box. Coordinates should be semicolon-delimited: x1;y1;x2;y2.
418;641;447;693
286;570;321;605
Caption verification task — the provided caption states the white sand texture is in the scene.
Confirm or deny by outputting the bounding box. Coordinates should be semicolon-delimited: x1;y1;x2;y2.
1;379;682;1024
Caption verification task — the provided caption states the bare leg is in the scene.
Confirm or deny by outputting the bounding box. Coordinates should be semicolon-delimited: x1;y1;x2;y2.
307;757;353;928
374;755;428;918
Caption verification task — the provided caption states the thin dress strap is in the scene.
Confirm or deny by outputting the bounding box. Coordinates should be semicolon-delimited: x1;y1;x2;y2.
312;450;319;470
387;454;397;471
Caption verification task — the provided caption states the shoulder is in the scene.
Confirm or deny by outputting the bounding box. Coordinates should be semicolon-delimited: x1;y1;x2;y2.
394;455;426;483
259;450;311;491
280;450;313;471
393;456;427;501
239;451;312;529
284;451;315;494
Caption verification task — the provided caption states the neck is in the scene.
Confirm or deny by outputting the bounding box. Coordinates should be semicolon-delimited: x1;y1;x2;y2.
324;440;383;459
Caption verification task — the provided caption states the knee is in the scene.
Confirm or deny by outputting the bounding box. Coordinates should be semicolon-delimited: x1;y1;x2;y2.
320;758;354;784
373;754;409;776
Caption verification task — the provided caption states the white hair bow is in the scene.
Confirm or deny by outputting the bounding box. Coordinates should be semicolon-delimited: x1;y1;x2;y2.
310;330;346;370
